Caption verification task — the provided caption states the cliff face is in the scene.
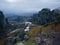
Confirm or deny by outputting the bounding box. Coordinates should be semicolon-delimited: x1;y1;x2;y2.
0;11;8;39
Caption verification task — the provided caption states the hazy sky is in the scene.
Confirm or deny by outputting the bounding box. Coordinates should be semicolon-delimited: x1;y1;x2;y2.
0;0;60;14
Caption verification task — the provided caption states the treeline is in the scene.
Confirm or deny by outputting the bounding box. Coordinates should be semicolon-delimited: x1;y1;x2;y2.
31;8;60;25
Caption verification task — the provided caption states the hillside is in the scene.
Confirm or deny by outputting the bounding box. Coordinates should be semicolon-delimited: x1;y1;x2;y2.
27;22;60;42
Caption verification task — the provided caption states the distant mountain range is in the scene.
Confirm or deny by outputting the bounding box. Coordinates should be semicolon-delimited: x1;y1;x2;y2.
4;12;36;22
4;11;37;17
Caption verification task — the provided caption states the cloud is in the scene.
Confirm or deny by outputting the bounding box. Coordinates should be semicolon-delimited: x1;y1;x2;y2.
0;0;60;13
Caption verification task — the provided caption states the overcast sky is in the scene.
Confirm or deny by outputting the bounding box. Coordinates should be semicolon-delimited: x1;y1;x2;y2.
0;0;60;14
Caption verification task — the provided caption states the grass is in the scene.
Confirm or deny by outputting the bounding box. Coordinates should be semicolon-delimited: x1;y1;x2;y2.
27;26;41;36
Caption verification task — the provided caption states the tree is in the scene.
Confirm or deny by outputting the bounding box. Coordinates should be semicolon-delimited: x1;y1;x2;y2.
32;8;60;25
38;8;51;24
32;8;52;25
52;9;60;22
